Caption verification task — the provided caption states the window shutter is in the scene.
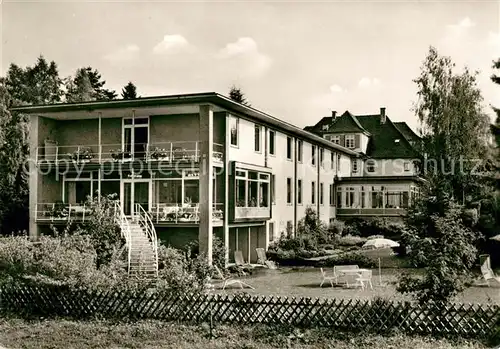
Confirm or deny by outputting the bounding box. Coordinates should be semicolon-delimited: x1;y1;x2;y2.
355;134;360;148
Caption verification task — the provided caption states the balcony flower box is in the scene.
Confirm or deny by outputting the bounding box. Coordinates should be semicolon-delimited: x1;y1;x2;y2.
213;152;223;162
71;147;94;163
111;149;131;162
150;147;170;161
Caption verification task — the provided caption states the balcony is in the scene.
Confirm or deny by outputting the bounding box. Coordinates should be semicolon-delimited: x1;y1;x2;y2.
36;202;224;225
150;203;224;225
36;142;224;166
336;207;407;217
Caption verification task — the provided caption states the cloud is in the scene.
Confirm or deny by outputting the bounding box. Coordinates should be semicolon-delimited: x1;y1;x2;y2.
358;77;381;88
153;34;190;54
103;44;140;63
448;17;475;30
216;37;272;78
329;84;344;93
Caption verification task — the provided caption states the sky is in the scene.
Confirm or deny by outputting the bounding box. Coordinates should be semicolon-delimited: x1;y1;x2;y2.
1;0;500;133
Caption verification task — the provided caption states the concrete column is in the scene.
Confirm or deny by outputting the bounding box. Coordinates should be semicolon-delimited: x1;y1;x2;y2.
199;104;214;265
29;115;39;240
223;113;230;266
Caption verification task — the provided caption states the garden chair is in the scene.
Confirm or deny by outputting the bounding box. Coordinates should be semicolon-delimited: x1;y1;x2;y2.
355;269;373;290
480;255;500;287
256;248;277;270
319;268;336;288
212;265;254;290
234;250;254;269
333;265;359;285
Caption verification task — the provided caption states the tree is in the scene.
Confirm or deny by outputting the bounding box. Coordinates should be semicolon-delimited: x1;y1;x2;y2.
397;182;479;305
229;85;251;106
0;82;29;234
4;56;63;106
414;47;491;202
65;69;94;103
65;67;117;102
121;81;138;99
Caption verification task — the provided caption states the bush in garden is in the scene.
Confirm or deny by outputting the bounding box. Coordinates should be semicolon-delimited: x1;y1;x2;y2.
319;252;377;269
296;207;333;245
329;219;345;236
335;234;367;247
0;235;34;282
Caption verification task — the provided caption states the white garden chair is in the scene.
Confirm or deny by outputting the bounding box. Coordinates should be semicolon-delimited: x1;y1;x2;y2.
319;268;336;288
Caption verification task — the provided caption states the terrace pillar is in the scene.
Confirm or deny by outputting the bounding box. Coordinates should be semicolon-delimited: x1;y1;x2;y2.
29;115;40;240
199;104;214;265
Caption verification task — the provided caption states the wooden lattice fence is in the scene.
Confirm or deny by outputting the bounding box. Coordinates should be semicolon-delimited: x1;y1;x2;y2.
0;284;499;339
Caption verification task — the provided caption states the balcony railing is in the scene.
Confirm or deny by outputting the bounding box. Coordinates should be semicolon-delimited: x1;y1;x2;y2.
36;202;224;224
36;141;224;165
234;206;271;220
149;203;224;224
336;208;407;216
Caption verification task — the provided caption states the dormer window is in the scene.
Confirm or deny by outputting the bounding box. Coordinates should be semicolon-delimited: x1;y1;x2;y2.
332;135;340;145
345;135;355;149
322;124;329;131
395;139;400;144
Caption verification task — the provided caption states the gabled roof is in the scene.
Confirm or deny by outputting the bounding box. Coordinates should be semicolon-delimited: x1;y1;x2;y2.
305;109;421;159
394;122;421;144
355;115;419;159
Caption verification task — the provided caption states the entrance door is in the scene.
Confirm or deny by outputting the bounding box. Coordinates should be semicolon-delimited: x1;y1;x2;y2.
123;117;149;160
122;180;151;216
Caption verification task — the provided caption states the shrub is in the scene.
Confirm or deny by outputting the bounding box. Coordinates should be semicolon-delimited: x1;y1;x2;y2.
335;234;367;247
329;220;345;236
296;207;333;244
319;252;377;269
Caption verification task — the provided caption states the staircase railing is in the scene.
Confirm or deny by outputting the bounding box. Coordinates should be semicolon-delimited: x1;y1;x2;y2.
113;201;132;274
134;204;159;277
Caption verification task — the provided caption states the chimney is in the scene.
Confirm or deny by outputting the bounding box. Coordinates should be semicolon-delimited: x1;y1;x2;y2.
380;107;386;124
331;110;337;118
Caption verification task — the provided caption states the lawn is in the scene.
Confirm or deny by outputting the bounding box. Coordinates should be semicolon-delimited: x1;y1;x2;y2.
0;319;489;349
214;266;500;305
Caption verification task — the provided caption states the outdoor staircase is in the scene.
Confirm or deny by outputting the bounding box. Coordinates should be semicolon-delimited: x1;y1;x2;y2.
114;202;159;278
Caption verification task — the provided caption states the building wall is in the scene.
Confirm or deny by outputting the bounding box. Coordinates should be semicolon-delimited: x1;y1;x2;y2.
227;115;266;167
150;114;200;145
359;134;369;153
101;118;122;146
363;158;418;177
267;127;295;238
40;174;62;203
56;119;99;147
38;117;58;147
319;148;335;223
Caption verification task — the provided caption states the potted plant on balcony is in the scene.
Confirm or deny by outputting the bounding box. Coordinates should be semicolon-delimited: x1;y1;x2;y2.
111;149;131;162
150;147;170;161
71;147;94;163
212;152;223;162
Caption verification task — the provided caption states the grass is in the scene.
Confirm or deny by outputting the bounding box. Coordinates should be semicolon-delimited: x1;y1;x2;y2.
0;318;489;349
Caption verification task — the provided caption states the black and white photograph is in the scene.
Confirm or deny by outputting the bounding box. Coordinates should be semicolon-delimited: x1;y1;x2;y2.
0;1;500;348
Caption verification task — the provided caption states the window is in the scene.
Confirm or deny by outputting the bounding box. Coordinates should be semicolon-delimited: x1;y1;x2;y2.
254;125;261;152
297;179;302;204
320;182;324;205
345;134;355;148
324;135;331;141
345;187;355;207
297;140;303;162
336;188;342;208
269;130;275;155
230;116;239;146
331;152;335;170
286;177;292;204
234;170;270;208
311;181;316;204
311;146;316;166
322;124;329;131
332;135;340;145
367;161;376;173
404;161;410;172
268;222;275;242
319;148;324;168
329;184;334;206
271;175;276;204
352;159;358;173
337;154;341;172
286;220;293;237
286;137;293;160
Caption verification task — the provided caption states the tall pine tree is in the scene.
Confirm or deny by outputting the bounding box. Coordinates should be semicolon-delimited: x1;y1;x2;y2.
229;85;251;106
121;81;138;99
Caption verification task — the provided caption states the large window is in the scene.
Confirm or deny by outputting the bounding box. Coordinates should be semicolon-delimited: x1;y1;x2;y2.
268;222;275;242
345;134;355;148
311;146;316;166
235;169;270;208
329;184;334;206
64;171;98;205
269;130;275;155
230;116;239;146
311;181;316;204
287;177;292;204
154;170;198;205
297;179;302;204
286;137;293;160
297;140;303;162
254;125;261;152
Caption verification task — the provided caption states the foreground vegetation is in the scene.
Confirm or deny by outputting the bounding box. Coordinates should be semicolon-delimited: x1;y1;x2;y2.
0;319;489;349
